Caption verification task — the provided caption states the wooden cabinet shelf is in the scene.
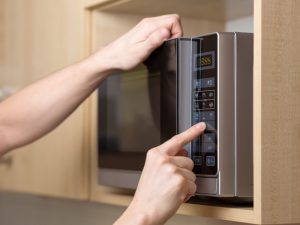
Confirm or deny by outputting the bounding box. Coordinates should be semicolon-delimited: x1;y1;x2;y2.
90;186;255;223
82;0;300;224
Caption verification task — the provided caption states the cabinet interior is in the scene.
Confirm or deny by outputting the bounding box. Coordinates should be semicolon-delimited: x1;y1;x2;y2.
92;0;254;48
89;0;256;223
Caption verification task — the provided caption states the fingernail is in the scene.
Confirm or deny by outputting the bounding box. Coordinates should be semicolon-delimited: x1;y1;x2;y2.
195;122;206;130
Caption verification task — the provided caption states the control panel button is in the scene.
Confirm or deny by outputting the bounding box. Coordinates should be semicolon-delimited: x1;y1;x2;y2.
206;156;216;167
200;101;206;110
193;156;202;166
192;138;201;153
208;91;214;99
194;100;215;110
202;133;216;143
193;78;215;89
205;121;216;131
201;111;215;121
201;91;207;99
194;90;215;101
201;78;215;88
203;143;216;152
194;102;200;110
193;80;201;89
193;111;200;123
207;100;214;109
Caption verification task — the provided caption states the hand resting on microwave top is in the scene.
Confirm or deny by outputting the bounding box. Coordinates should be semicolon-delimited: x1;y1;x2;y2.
0;14;204;225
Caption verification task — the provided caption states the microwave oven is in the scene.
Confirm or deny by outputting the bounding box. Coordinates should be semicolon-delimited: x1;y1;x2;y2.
97;32;253;198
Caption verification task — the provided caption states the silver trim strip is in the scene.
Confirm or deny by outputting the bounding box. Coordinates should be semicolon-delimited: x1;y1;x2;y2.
234;32;238;196
178;39;193;153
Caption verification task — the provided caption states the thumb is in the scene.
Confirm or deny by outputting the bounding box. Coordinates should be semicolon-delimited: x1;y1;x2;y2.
144;28;170;53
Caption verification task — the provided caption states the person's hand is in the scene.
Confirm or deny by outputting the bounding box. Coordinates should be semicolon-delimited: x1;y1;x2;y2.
114;122;206;225
87;14;182;75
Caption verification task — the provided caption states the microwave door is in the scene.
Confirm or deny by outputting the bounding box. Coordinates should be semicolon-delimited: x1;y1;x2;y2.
97;39;178;189
145;39;178;143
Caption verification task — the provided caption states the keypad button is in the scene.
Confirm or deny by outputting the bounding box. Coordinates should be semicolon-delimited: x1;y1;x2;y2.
202;133;216;143
200;101;206;109
193;137;201;146
193;78;215;89
196;91;215;101
205;121;216;131
201;91;207;99
201;111;215;121
201;78;215;88
206;156;216;167
194;100;215;111
193;156;202;166
202;143;216;152
193;80;201;89
192;139;201;154
207;100;215;109
194;102;200;110
193;112;200;123
208;91;215;99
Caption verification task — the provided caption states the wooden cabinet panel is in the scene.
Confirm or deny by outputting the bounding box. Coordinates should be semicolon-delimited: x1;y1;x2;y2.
258;0;300;224
0;0;89;199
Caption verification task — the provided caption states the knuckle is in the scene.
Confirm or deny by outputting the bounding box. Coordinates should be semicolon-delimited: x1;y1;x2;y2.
146;148;158;159
180;194;186;202
171;14;180;21
165;164;177;174
157;154;170;165
162;154;171;164
174;174;185;186
190;173;196;182
186;158;194;169
140;17;150;24
191;183;197;194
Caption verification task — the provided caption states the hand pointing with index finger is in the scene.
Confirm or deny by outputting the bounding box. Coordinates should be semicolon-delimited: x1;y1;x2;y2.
114;122;206;225
160;122;206;156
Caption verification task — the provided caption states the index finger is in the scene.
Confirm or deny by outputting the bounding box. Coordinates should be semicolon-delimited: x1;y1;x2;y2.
159;122;206;156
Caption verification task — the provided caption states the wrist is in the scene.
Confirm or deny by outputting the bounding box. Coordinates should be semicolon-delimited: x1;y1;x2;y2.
78;49;118;83
121;198;165;225
114;204;150;225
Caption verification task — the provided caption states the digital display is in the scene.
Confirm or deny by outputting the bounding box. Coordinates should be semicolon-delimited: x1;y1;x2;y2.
194;51;215;71
200;55;213;67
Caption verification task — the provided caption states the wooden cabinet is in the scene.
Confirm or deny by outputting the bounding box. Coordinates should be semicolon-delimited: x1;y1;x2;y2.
83;0;300;224
0;0;89;200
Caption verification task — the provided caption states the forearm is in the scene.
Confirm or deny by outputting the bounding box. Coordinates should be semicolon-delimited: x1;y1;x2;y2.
0;51;111;155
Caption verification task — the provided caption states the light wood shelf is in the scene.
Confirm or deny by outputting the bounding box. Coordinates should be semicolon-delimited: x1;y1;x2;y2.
0;0;89;200
81;0;300;224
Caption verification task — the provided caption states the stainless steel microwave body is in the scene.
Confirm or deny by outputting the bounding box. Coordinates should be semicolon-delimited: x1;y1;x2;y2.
97;32;253;198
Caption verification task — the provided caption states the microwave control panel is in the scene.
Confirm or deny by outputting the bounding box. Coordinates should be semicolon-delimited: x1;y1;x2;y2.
191;34;218;175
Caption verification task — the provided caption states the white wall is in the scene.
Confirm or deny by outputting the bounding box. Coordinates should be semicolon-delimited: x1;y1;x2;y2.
225;16;253;33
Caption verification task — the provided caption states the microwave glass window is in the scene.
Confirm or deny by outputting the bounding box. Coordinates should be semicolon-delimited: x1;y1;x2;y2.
98;40;177;171
98;65;161;153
